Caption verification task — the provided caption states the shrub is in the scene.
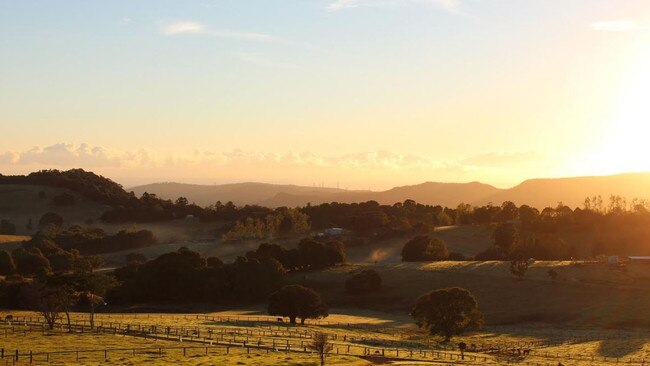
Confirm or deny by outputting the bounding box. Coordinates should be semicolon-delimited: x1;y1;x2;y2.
510;259;529;281
345;269;382;294
39;212;64;228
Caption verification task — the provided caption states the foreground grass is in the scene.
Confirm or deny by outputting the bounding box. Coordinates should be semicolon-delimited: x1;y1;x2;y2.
0;328;367;365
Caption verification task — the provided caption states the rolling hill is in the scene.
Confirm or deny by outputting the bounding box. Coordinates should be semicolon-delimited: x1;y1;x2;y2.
130;172;650;209
128;182;362;207
477;172;650;208
0;184;111;235
130;181;499;207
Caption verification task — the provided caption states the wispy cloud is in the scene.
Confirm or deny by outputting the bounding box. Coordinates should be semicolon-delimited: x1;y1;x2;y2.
162;21;207;35
591;20;648;32
327;0;464;15
0;144;546;175
211;30;274;42
160;21;274;41
0;144;550;189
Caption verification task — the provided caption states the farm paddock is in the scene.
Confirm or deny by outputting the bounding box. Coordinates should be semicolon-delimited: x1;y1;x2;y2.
2;311;650;365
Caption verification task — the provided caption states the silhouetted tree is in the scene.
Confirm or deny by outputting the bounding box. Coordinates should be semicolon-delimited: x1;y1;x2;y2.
402;236;449;262
510;259;529;281
325;241;346;265
12;248;51;277
345;269;381;294
458;342;467;360
206;256;224;268
499;201;519;222
411;287;482;341
22;280;73;329
310;332;333;366
547;269;558;281
268;285;328;324
48;251;76;273
493;223;518;255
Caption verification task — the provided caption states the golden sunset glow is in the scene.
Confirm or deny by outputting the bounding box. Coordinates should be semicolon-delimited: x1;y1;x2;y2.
2;1;650;189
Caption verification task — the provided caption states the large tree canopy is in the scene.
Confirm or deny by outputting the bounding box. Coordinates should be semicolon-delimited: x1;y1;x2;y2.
411;287;483;341
268;285;328;324
401;236;449;262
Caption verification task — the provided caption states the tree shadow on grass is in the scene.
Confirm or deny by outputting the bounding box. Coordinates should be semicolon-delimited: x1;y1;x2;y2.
596;330;649;358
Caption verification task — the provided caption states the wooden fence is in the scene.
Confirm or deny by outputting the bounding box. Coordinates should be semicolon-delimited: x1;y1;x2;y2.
0;320;491;365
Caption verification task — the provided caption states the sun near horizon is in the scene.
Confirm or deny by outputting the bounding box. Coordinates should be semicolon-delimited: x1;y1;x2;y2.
2;0;650;190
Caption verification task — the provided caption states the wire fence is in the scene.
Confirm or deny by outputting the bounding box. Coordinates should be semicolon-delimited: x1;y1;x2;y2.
0;320;492;365
3;315;650;366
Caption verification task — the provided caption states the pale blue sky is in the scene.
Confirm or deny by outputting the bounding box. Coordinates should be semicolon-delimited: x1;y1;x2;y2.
1;0;649;188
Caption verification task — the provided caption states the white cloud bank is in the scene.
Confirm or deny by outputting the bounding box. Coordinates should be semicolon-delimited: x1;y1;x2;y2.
0;143;553;189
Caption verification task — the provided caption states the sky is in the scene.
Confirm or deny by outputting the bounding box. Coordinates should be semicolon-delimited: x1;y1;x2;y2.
1;0;650;190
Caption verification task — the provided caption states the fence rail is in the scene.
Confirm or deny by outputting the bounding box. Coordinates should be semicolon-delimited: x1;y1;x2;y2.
4;315;650;366
0;320;491;365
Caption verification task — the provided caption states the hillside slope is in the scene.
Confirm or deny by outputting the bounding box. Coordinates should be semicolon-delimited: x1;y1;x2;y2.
132;181;500;207
481;173;650;208
129;182;359;206
0;184;111;235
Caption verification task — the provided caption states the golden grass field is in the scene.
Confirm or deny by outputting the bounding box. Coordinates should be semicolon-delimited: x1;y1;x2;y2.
0;326;367;365
0;235;30;245
3;304;650;366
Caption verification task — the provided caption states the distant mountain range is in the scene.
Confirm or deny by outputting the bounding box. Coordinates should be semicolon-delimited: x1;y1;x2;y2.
129;172;650;209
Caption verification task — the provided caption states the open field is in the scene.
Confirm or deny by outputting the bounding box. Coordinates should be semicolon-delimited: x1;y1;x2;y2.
0;235;30;245
345;225;493;264
3;309;650;365
0;325;367;365
285;260;650;327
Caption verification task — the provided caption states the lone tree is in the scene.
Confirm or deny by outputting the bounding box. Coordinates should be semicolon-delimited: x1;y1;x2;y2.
345;269;382;294
401;236;449;262
458;342;467;360
510;259;529;281
310;332;334;366
493;223;519;255
411;287;483;341
22;280;74;329
547;269;558;281
268;285;328;324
